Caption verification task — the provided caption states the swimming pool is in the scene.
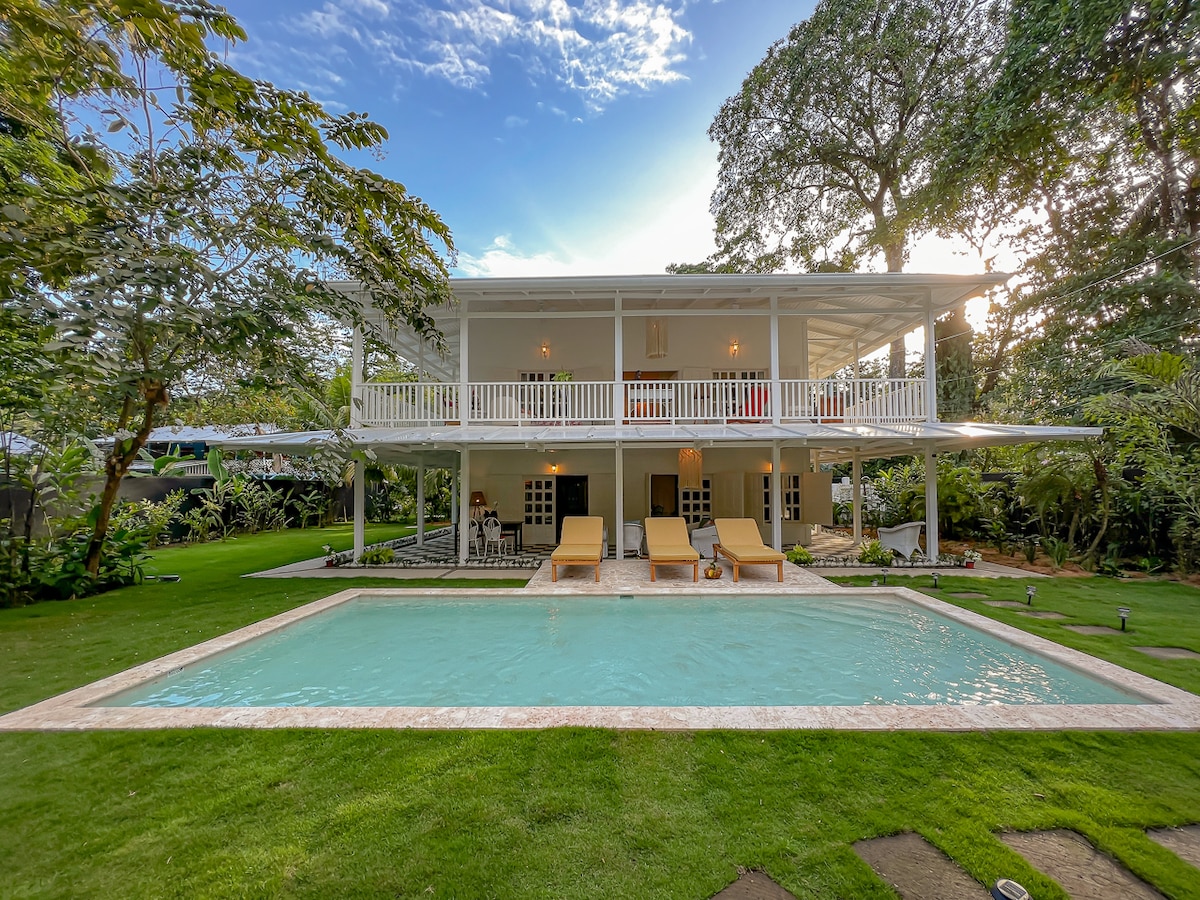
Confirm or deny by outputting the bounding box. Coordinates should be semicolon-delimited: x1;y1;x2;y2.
6;587;1199;731
99;593;1141;708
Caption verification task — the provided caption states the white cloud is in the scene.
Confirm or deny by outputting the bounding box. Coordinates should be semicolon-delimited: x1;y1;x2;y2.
344;0;391;16
288;0;694;112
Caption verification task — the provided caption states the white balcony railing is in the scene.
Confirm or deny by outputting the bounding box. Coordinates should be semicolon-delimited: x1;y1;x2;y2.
356;378;928;427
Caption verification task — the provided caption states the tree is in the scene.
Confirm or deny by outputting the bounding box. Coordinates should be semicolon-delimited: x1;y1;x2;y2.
1087;345;1200;571
1;1;454;578
944;0;1200;414
707;0;1004;375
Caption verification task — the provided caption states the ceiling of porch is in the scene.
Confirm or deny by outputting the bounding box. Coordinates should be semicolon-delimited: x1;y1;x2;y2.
339;272;1008;382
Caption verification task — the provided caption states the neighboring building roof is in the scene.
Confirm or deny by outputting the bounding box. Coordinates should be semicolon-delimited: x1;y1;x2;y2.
142;424;280;444
214;421;1102;466
1;431;44;456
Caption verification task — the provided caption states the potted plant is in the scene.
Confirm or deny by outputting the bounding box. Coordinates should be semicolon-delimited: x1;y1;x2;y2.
322;544;336;567
963;549;982;569
704;556;723;579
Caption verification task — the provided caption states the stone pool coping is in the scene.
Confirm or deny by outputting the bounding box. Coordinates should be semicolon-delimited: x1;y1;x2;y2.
3;586;1199;732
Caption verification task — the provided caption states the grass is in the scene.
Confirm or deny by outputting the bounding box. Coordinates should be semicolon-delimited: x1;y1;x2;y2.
830;573;1200;695
2;536;1200;898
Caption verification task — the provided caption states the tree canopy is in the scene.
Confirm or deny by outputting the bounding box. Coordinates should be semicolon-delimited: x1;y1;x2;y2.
0;0;455;576
706;0;1002;373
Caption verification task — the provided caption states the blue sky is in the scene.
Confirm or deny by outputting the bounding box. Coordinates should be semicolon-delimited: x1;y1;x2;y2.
218;0;994;280
217;0;812;276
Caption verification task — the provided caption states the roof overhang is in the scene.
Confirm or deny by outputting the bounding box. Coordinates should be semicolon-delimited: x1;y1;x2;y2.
339;272;1009;381
216;421;1101;465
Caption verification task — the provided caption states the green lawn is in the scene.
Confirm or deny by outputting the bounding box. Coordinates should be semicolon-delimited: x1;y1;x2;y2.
2;537;1200;898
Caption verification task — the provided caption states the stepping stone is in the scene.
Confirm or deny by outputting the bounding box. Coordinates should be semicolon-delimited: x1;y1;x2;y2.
1063;625;1126;635
1147;824;1200;869
952;592;990;599
985;600;1030;608
1136;647;1200;660
1018;610;1066;619
710;871;796;900
999;829;1164;899
854;833;990;899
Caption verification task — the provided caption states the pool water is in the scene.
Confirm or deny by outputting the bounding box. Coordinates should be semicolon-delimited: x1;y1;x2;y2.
100;594;1143;708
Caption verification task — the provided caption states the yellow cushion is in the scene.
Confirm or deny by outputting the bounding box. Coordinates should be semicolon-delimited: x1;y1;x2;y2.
552;544;601;561
715;518;768;547
720;544;786;562
651;544;700;560
558;516;604;545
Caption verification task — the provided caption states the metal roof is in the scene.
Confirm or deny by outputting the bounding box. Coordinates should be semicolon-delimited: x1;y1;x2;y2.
216;421;1100;465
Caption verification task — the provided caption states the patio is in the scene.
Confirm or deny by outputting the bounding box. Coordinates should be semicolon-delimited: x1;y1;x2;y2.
248;525;1039;583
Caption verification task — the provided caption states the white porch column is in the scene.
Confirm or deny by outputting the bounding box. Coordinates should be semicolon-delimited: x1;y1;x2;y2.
852;452;863;544
415;460;425;547
924;447;939;560
613;292;623;427
924;295;938;423
614;443;624;558
459;308;470;425
458;447;471;564
769;295;781;425
798;319;810;416
353;456;365;561
770;442;782;550
450;466;458;527
350;325;363;428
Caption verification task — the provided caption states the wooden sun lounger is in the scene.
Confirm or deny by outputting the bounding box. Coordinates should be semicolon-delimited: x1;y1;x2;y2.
550;515;604;582
713;518;786;582
644;516;699;582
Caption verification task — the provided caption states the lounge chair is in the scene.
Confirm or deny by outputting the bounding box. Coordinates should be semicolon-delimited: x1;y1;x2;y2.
550;516;604;582
713;518;786;582
644;516;699;582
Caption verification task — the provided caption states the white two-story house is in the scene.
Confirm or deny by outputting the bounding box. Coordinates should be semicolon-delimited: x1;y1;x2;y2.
223;273;1100;563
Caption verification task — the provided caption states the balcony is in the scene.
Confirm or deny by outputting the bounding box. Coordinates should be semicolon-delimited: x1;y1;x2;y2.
357;379;928;428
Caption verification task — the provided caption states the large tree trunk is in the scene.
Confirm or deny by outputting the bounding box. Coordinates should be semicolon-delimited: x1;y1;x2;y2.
83;381;167;576
885;240;906;378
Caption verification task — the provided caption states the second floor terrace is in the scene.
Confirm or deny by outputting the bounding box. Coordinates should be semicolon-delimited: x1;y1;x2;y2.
345;272;1007;430
357;376;929;428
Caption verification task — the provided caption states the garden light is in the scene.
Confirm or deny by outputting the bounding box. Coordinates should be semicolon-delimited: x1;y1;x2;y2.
991;879;1030;900
881;567;889;585
1118;607;1131;631
931;573;940;589
1025;585;1036;605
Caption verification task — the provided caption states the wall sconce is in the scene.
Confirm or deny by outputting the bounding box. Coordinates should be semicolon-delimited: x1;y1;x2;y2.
730;338;739;358
551;463;558;474
540;341;550;359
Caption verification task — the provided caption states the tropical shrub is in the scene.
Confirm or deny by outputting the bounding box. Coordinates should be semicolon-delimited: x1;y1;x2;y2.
357;546;395;565
858;540;894;566
786;544;815;566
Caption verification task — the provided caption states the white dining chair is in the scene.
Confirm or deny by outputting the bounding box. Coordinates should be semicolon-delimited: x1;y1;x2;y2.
482;517;509;556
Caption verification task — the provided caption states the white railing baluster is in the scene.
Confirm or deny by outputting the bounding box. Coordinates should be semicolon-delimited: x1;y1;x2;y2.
357;378;926;427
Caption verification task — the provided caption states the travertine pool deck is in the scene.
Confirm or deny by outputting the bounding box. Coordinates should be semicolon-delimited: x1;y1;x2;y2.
4;569;1200;733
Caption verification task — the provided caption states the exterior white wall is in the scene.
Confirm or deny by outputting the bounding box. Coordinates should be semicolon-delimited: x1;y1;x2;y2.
466;446;818;548
468;315;776;379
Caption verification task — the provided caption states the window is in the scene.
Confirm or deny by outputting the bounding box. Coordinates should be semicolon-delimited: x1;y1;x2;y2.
713;369;767;381
763;474;802;522
524;478;554;526
680;479;712;526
